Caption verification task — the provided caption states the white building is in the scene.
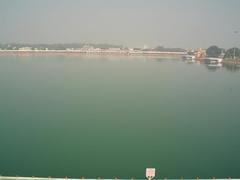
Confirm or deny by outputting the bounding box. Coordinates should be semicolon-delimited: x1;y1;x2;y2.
19;47;32;51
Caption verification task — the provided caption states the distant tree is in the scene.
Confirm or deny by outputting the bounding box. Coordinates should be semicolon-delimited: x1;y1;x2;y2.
206;45;223;57
224;48;240;60
153;46;186;52
153;46;165;51
94;44;122;49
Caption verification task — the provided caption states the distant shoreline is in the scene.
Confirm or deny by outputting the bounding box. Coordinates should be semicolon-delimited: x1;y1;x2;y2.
1;50;239;64
0;50;186;58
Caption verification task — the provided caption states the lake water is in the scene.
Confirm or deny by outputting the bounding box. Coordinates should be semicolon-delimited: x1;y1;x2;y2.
0;56;240;179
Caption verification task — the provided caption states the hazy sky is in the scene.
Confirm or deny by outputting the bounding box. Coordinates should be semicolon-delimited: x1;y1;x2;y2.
1;0;240;48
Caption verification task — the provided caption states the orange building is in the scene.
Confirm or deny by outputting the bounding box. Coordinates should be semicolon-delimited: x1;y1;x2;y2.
194;48;206;59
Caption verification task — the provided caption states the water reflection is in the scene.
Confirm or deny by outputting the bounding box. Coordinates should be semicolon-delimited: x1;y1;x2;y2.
182;59;196;64
204;63;222;72
180;58;240;72
223;63;240;72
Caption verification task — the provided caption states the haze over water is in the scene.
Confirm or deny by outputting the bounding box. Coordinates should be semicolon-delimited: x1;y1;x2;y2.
0;56;240;179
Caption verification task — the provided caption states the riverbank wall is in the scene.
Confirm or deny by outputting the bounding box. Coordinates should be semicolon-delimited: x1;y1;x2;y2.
0;50;186;58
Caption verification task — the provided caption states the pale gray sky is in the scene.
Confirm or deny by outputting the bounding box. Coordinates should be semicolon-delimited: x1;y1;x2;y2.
0;0;240;48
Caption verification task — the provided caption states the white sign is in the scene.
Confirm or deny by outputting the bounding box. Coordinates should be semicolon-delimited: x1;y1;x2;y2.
146;168;156;178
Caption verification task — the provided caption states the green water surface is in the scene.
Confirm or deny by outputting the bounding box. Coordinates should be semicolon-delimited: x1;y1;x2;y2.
0;56;240;179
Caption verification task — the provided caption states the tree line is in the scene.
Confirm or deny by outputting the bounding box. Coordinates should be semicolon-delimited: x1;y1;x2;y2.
206;45;240;60
0;43;123;50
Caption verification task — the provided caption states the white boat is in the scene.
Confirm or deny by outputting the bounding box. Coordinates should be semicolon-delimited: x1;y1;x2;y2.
182;55;196;60
205;57;223;64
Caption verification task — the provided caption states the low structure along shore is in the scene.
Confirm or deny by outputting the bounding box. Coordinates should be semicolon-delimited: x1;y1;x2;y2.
0;49;187;58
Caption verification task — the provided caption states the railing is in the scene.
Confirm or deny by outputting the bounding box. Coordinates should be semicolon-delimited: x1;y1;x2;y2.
0;176;238;180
